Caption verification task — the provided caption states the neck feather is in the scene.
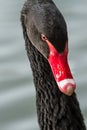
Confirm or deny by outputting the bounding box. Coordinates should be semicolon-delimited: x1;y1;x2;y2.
25;39;86;130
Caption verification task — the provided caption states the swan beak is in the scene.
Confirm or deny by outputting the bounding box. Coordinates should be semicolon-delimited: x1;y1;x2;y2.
46;39;76;96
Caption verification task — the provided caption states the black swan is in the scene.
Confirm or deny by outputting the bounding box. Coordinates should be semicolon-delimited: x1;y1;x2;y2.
21;0;86;129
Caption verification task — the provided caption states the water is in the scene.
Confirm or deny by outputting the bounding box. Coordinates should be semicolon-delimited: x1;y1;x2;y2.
0;0;87;129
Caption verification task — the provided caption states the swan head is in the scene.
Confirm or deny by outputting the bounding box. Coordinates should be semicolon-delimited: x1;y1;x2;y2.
24;5;76;96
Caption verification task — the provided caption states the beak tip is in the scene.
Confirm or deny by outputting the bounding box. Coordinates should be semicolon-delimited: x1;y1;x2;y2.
65;85;75;96
57;79;76;96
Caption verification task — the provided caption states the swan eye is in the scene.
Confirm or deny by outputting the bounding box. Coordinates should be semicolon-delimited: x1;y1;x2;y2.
41;34;48;41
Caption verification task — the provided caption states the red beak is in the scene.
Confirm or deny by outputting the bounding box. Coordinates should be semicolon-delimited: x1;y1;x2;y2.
46;39;76;96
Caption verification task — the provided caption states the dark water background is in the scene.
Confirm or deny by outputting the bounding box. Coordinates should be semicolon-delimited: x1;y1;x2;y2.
0;0;87;129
